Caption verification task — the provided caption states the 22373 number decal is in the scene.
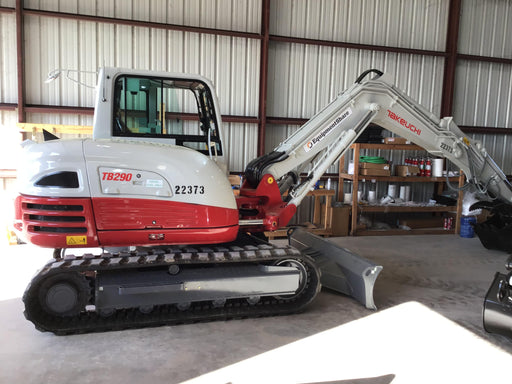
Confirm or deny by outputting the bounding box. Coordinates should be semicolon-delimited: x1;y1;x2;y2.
174;185;205;194
102;172;133;181
440;142;454;154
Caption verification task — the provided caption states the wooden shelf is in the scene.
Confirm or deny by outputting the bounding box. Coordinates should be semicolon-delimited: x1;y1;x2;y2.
354;143;423;151
338;142;464;236
357;205;456;213
339;173;460;183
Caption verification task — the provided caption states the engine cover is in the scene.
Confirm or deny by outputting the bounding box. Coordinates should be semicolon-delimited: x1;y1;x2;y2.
15;138;239;247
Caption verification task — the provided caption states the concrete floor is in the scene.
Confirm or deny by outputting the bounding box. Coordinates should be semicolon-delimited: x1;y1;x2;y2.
1;235;512;384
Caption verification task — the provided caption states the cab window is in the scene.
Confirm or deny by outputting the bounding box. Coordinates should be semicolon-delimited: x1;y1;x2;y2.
113;75;222;156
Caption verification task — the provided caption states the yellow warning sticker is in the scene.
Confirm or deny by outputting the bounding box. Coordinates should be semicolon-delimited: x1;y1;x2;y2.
66;236;87;246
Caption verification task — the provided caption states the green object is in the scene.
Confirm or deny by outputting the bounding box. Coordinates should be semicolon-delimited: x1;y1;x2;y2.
359;156;387;164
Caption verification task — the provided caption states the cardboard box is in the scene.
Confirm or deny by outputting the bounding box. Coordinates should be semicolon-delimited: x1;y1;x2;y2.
395;165;420;177
328;205;351;236
228;175;241;186
360;168;391;176
360;162;390;170
383;137;411;145
359;162;390;176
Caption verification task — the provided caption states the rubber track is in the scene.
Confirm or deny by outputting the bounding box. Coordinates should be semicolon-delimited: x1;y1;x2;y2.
23;240;321;335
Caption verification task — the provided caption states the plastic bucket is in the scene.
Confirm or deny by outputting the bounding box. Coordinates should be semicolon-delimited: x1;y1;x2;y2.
460;216;477;238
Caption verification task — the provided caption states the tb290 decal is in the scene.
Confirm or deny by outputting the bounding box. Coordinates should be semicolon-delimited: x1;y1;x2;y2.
99;167;172;196
102;172;133;181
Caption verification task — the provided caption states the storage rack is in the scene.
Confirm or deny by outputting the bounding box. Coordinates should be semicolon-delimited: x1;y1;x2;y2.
338;143;464;236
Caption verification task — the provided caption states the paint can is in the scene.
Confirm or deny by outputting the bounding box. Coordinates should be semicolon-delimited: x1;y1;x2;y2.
433;158;444;177
387;184;397;198
460;216;477;238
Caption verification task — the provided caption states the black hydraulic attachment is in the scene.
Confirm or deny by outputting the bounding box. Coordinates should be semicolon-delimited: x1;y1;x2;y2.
288;227;382;309
483;255;512;338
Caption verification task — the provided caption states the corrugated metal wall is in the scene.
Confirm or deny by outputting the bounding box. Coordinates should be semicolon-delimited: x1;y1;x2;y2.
22;0;261;32
0;0;15;9
267;46;446;119
454;0;512;173
458;0;512;59
0;11;17;103
24;18;261;113
270;0;449;50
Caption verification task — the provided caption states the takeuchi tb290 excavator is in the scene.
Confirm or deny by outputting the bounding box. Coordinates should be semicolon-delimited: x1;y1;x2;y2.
14;68;512;336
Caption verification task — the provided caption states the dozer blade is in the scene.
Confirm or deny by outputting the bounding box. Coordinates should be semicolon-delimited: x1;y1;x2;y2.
288;227;382;310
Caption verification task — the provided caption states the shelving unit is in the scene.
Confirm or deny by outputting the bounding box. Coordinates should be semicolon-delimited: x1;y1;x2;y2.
339;143;464;236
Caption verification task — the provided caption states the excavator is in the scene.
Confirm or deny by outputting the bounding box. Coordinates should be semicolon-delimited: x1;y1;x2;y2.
14;68;512;337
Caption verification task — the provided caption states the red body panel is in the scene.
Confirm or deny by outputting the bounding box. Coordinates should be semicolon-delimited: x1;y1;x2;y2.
91;197;237;230
15;195;239;248
97;226;239;247
15;195;100;248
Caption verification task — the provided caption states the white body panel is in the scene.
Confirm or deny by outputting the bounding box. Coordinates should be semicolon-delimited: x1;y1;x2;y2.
17;138;236;210
17;139;90;198
83;139;236;209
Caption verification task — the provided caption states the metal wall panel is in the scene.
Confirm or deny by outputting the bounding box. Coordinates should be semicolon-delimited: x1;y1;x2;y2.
0;1;15;7
468;133;512;175
24;0;262;33
223;122;258;172
270;0;449;51
453;60;512;128
23;16;261;117
0;13;17;104
455;1;512;176
25;112;93;127
267;42;446;119
23;15;96;107
459;0;512;59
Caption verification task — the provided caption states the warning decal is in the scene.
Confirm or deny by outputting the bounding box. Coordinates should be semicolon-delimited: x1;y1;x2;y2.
66;236;87;246
304;108;352;153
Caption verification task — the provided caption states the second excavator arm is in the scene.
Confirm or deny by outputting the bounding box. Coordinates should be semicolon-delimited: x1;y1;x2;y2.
240;69;512;231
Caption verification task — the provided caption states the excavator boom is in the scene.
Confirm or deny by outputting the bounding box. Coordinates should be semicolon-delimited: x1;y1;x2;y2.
243;69;512;222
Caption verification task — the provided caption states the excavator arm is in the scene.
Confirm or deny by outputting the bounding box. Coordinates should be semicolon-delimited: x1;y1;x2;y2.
244;69;512;216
